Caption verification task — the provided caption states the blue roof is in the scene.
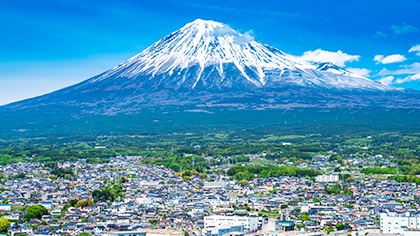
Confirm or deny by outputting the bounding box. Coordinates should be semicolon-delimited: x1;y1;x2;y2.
277;221;294;226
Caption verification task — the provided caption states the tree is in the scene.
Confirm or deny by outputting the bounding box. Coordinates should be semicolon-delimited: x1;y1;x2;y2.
92;184;124;203
50;168;74;178
119;176;128;183
77;233;90;236
239;180;249;186
0;219;10;232
346;176;356;182
335;223;345;230
325;226;335;234
68;199;79;207
75;199;93;208
312;196;321;202
23;205;49;220
301;213;311;222
200;173;207;179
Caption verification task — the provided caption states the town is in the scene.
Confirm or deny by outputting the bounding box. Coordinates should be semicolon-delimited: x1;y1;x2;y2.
1;150;419;236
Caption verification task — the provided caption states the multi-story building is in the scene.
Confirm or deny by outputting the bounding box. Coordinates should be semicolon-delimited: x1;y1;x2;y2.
380;212;420;234
204;215;259;233
105;229;183;236
315;174;339;183
203;225;243;236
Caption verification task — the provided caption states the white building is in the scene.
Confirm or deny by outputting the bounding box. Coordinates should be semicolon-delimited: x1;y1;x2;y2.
105;229;183;236
204;215;259;233
380;212;420;234
404;229;420;236
0;204;11;211
203;181;227;189
316;174;339;183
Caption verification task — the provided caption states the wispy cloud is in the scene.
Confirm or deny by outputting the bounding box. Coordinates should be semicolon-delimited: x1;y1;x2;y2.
377;76;395;85
258;9;328;21
180;2;328;22
395;73;420;84
390;23;419;35
373;31;388;38
300;49;359;67
375;63;420;85
373;23;418;39
409;44;420;56
346;68;371;77
377;62;420;76
374;54;406;64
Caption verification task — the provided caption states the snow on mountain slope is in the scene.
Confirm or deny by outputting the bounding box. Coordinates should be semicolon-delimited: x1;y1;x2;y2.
5;19;416;115
86;19;393;91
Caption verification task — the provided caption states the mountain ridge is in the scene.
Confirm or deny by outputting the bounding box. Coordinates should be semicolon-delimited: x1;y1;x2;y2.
2;19;419;115
82;19;393;91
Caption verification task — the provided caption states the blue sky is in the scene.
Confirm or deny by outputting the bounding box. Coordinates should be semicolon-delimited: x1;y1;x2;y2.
0;0;419;105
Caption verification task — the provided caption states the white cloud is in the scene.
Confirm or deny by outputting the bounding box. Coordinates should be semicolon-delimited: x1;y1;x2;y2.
374;54;407;64
374;55;384;62
377;62;420;76
377;76;395;85
394;73;420;84
374;62;420;85
300;49;360;67
409;44;420;56
346;68;371;77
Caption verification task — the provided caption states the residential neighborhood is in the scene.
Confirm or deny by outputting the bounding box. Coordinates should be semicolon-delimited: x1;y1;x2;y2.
0;153;419;236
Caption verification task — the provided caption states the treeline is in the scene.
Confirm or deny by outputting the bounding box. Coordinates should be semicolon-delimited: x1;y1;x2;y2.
361;165;420;175
0;144;142;164
360;167;396;175
227;164;320;180
230;155;250;164
86;158;110;164
265;151;312;160
388;175;420;185
142;155;209;173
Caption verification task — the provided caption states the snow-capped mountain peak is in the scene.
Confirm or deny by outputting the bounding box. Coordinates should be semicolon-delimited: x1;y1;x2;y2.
88;19;393;91
4;19;419;115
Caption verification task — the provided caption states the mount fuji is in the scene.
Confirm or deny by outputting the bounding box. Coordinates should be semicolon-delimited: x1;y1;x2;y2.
2;19;420;117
